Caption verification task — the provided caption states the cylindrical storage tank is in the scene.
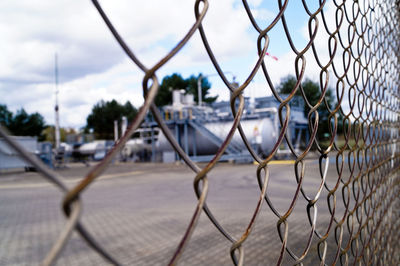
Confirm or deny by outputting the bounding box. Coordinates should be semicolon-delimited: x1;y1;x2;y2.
183;94;194;105
156;117;279;156
172;90;183;106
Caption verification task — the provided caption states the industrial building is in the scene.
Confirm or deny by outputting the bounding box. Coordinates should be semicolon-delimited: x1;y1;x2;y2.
0;136;38;171
145;90;309;163
0;92;309;169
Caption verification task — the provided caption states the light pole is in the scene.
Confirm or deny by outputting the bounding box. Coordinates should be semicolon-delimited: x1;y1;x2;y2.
54;53;61;149
197;74;203;106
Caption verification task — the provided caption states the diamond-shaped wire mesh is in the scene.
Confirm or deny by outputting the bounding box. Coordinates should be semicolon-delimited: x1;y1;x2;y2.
0;0;399;265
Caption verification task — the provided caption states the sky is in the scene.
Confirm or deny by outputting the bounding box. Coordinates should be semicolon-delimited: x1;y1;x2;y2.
0;0;343;129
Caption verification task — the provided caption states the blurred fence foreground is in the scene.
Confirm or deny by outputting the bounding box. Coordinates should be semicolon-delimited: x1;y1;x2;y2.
1;0;399;265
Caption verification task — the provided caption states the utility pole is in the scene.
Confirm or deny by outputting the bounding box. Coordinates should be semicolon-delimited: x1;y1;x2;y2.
197;74;203;106
54;53;61;149
114;120;119;142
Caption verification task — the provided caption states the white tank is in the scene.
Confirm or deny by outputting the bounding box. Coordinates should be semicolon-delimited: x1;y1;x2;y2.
156;117;279;156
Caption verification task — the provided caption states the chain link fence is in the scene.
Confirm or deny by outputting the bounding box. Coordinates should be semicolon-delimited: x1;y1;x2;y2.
1;0;399;265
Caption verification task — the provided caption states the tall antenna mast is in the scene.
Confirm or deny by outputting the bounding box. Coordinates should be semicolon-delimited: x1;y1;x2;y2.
54;53;61;149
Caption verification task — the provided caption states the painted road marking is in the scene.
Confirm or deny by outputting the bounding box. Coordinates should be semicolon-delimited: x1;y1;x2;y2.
0;170;144;190
253;160;296;165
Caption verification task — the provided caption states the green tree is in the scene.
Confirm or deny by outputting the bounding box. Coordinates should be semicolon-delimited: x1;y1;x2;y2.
155;73;186;107
277;75;342;140
6;108;46;140
154;73;217;107
277;75;297;96
0;104;13;127
186;74;218;104
123;101;138;122
86;99;138;139
42;126;76;144
277;76;334;113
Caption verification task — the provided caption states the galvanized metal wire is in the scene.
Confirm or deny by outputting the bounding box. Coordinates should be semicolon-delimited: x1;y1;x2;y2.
1;0;399;265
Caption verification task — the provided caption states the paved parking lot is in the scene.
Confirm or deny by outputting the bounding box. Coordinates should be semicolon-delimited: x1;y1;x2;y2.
0;160;343;265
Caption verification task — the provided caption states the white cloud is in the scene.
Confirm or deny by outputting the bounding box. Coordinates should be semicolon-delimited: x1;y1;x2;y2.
0;0;260;129
2;0;351;130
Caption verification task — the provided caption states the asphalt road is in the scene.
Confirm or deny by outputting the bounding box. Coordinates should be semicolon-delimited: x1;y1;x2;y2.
0;160;347;265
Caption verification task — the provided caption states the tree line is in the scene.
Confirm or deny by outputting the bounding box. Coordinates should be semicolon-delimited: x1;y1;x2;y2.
0;104;46;140
155;73;216;106
1;73;341;143
85;73;215;139
277;75;343;139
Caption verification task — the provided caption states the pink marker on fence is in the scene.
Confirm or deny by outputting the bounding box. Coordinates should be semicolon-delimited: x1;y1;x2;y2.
265;52;278;61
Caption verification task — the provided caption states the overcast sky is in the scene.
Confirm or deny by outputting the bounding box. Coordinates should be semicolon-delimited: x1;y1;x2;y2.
0;0;343;129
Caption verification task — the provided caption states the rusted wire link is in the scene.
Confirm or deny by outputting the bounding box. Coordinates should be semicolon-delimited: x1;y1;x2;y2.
1;0;399;265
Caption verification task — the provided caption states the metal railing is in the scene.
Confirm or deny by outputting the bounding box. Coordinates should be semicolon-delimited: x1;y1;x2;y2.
0;0;399;265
